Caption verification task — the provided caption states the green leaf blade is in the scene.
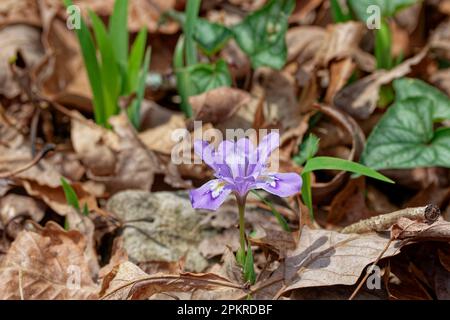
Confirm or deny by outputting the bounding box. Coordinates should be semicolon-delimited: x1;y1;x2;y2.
128;28;148;94
61;177;80;211
128;47;151;129
303;157;394;183
109;0;129;64
89;11;120;122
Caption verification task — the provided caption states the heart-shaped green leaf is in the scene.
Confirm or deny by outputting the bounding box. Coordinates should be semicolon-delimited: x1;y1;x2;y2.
394;78;450;121
347;0;420;21
194;20;233;56
361;97;450;170
232;0;295;70
165;10;233;57
187;59;232;95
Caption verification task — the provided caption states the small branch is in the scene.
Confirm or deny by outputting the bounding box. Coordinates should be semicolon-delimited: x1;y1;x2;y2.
348;238;393;300
341;205;440;234
0;144;54;179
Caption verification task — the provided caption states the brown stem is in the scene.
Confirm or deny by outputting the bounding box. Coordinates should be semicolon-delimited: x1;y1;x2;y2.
341;205;440;234
0;144;54;179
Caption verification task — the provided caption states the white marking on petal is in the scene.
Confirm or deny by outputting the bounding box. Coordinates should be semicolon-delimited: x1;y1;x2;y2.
210;180;226;199
263;175;279;188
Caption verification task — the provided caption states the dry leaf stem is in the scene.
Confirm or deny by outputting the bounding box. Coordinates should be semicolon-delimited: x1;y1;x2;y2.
341;204;440;234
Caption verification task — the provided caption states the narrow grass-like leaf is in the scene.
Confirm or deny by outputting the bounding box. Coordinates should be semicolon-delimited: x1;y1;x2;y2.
128;47;151;129
128;28;148;93
61;177;80;211
89;11;119;123
303;157;394;183
251;190;290;232
301;172;313;220
173;36;193;118
330;0;352;22
375;19;392;70
82;203;89;216
243;244;256;285
184;0;201;66
109;0;129;91
64;0;106;126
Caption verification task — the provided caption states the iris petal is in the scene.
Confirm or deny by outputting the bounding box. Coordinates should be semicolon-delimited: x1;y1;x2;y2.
189;179;232;211
248;132;280;177
253;172;302;197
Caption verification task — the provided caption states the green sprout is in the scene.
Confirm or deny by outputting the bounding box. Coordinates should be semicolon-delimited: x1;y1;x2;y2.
61;177;89;230
64;0;151;129
168;0;294;118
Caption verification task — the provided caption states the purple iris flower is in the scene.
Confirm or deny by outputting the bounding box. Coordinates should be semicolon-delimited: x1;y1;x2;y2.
189;132;303;211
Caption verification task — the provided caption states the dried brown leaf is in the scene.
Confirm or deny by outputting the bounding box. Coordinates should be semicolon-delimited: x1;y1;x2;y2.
0;221;98;299
281;226;401;294
334;48;428;119
190;87;252;125
100;261;244;300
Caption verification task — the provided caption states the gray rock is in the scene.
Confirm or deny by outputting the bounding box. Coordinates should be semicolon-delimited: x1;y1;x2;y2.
106;190;211;272
106;190;284;272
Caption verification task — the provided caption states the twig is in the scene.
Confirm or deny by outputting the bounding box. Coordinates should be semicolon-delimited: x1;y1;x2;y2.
0;144;54;179
348;238;393;300
341;204;440;234
349;218;423;300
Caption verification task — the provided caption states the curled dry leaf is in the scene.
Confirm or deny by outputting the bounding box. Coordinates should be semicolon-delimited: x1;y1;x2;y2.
0;221;98;299
334;48;428;119
315;22;367;69
190;87;252;125
392;218;450;241
310;104;366;204
430;19;450;61
37;0;93;112
280;226;401;295
287;26;326;63
0;194;45;238
99;261;244;300
0;25;45;99
251;68;300;131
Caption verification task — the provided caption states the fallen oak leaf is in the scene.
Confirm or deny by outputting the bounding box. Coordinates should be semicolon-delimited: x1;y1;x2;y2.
278;226;401;296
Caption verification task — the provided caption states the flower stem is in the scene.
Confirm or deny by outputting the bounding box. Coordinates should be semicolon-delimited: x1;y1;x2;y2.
238;199;246;254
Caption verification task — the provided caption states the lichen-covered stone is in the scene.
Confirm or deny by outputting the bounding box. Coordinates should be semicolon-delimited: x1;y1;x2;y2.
106;190;211;272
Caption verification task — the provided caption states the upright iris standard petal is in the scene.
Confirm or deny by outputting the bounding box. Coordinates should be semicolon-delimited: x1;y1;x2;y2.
193;140;217;170
248;132;280;177
189;179;232;210
254;172;302;197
